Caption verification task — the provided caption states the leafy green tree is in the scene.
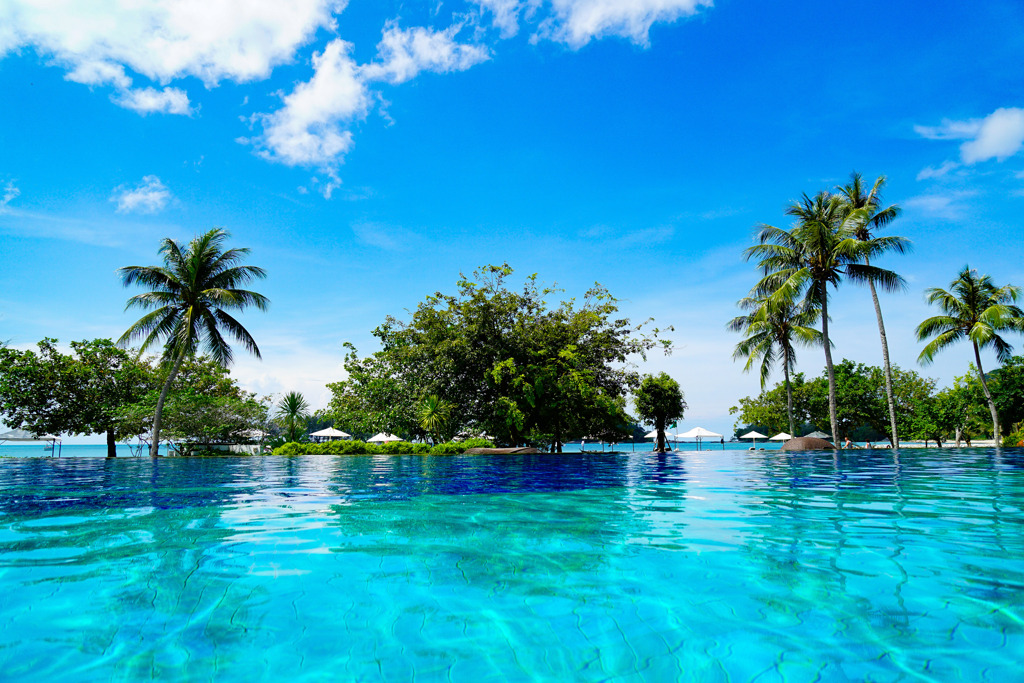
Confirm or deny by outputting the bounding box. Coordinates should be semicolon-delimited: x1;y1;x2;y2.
118;356;268;455
728;295;822;436
118;228;268;456
836;172;911;447
988;355;1024;434
634;372;686;452
916;266;1023;440
730;371;816;436
274;391;311;443
327;265;668;448
0;338;153;456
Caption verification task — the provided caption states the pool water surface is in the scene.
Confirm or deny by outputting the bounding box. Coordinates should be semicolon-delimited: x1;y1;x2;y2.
0;450;1021;681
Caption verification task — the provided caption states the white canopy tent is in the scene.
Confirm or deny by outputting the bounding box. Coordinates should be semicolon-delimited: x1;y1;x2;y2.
739;430;768;448
769;432;793;441
310;427;351;442
367;432;402;444
0;428;62;456
678;426;723;451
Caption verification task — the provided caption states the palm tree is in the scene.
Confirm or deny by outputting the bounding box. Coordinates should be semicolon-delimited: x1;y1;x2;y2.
745;192;905;444
916;266;1023;442
728;295;823;436
417;394;454;444
118;228;268;456
275;391;310;443
836;172;911;447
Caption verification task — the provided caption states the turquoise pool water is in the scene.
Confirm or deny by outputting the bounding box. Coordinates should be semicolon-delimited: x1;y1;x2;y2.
0;450;1021;681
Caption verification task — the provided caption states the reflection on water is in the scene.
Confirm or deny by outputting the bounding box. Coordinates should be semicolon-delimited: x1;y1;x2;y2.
0;449;1021;681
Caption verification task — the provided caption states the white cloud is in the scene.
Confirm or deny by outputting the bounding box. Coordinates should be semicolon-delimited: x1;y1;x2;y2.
538;0;711;48
913;118;981;141
916;160;959;181
113;86;193;115
1;180;19;209
254;39;369;174
960;107;1024;164
0;0;341;85
112;175;173;214
916;107;1024;169
361;22;490;85
469;0;529;38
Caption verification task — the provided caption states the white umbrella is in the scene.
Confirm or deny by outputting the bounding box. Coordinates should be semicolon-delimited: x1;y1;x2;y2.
739;430;768;447
644;430;660;439
367;432;402;443
310;427;351;441
769;432;792;441
678;426;723;451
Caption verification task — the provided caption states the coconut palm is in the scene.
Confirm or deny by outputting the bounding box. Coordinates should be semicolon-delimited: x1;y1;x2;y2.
417;394;454;444
118;228;268;456
728;295;824;436
836;172;911;446
745;191;905;444
275;391;311;443
916;266;1023;441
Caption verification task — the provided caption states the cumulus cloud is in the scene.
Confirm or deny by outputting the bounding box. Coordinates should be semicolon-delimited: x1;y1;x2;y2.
253;39;368;175
469;0;529;38
0;0;341;114
112;176;173;214
361;22;491;84
916;107;1024;172
538;0;711;48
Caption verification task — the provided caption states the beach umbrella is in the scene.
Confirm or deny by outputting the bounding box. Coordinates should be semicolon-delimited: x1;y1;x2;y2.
310;427;351;441
805;430;831;440
739;430;768;447
678;426;723;451
769;432;793;441
367;432;402;443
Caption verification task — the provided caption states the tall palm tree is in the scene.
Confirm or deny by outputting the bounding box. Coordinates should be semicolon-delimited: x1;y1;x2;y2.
916;266;1023;442
836;172;911;447
118;228;268;456
728;295;823;436
275;391;311;443
745;192;905;444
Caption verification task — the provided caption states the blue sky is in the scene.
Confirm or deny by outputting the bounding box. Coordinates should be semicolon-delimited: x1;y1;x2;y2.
2;0;1024;441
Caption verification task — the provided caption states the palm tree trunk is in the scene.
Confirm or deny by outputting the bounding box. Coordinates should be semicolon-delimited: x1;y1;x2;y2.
784;361;795;437
150;352;187;457
973;342;1000;443
865;256;900;448
820;281;839;444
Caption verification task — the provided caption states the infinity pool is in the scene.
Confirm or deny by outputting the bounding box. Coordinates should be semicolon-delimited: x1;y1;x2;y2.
1;450;1021;681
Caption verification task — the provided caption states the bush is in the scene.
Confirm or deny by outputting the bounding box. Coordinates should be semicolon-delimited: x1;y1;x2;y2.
273;442;306;456
458;437;494;449
1003;430;1024;447
429;441;465;455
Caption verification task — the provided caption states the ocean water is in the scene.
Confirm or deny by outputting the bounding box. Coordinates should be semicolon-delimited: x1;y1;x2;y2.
0;450;1021;681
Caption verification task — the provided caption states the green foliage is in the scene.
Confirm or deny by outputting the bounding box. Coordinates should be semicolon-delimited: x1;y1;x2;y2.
274;442;306;456
1003;430;1024;447
325;264;668;450
0;338;154;456
429;441;465;455
417;394;455;444
274;391;310;442
459;437;495;449
118;228;269;456
634;372;686;451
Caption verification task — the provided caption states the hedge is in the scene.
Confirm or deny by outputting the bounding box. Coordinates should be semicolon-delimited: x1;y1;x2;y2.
271;438;493;456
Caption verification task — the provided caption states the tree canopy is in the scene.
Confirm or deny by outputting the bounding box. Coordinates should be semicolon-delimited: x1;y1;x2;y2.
326;264;670;450
634;372;686;452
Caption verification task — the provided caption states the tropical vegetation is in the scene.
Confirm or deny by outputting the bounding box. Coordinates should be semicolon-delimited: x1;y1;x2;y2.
634;372;686;452
118;228;269;456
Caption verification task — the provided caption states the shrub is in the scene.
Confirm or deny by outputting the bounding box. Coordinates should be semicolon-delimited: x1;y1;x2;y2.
429;441;465;455
1003;430;1024;447
458;437;494;450
273;442;307;456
